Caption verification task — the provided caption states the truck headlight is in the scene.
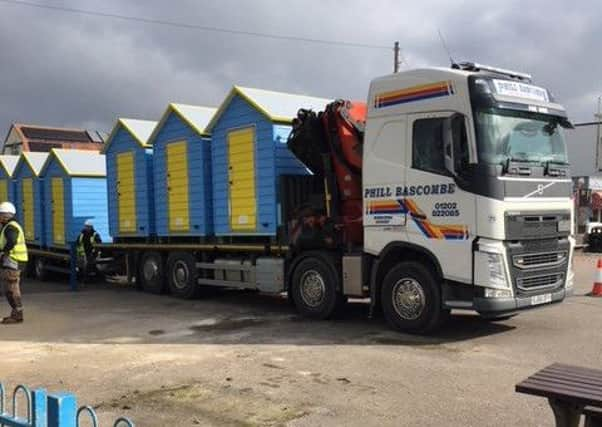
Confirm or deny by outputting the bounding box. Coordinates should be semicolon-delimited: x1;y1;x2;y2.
486;253;507;289
474;242;512;297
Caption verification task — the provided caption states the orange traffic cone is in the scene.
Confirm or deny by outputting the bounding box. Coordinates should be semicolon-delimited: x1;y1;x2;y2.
590;259;602;297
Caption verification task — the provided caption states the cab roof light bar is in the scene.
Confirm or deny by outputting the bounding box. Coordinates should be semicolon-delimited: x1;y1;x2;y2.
454;61;532;82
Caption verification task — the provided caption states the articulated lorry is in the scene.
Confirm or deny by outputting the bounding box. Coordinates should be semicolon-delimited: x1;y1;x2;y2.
35;62;575;333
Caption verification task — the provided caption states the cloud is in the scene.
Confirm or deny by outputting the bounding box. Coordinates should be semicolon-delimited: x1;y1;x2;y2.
0;0;600;137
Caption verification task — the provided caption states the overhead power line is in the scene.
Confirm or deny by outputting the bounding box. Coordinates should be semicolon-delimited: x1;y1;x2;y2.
0;0;391;50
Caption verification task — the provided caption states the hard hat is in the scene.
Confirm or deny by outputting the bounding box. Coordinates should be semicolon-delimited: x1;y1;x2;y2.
84;219;93;227
0;202;16;215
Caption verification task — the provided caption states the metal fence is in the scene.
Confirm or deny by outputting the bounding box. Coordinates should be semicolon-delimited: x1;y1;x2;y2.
0;383;134;427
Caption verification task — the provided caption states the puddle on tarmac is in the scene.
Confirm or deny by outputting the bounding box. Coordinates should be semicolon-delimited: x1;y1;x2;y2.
189;317;267;333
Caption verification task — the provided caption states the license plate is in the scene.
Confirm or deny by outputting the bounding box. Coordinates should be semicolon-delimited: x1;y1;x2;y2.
531;293;552;306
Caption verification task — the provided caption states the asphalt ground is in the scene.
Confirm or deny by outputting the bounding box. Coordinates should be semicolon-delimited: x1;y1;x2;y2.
0;251;601;426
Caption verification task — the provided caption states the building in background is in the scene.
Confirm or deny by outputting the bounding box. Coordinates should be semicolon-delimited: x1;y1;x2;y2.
565;121;602;233
1;123;105;154
572;176;601;233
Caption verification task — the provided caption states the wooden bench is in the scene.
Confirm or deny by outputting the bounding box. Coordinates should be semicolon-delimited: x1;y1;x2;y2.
516;363;602;427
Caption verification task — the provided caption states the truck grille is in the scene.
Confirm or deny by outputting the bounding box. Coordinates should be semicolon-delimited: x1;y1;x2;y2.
517;273;564;292
513;251;567;269
505;212;570;240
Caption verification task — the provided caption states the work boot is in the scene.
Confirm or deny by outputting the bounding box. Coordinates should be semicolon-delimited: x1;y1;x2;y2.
2;309;23;324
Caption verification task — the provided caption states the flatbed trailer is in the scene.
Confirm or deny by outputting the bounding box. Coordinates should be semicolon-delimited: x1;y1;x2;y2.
26;232;368;318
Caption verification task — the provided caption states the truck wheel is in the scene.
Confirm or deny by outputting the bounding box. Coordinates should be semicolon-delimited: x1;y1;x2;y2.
291;255;342;320
34;257;48;281
166;252;199;299
381;261;448;334
138;252;165;294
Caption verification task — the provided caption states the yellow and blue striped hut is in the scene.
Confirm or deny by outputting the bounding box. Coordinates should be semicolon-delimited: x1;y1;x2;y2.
40;149;109;249
103;119;157;239
206;86;330;236
13;152;49;246
149;104;216;237
0;155;19;203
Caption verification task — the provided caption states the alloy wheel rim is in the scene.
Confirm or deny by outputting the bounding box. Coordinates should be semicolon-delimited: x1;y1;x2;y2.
299;269;326;308
143;258;159;282
172;261;189;290
392;277;426;320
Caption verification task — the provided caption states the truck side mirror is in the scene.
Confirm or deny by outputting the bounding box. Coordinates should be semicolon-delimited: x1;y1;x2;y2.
443;117;455;176
444;113;468;176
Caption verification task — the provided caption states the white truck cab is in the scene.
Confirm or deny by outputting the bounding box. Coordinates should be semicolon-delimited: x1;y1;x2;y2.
362;62;574;326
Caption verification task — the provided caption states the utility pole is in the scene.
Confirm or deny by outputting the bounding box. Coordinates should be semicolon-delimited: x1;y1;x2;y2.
393;41;401;73
597;95;602;171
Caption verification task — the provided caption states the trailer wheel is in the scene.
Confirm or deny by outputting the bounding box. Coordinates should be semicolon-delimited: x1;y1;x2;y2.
33;257;48;282
381;261;449;334
138;252;165;294
166;252;199;299
291;254;342;320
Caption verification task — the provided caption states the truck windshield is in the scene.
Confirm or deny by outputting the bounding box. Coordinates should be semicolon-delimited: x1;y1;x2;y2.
475;109;568;166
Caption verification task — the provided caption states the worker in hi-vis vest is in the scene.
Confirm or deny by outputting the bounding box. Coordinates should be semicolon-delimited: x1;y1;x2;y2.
0;202;28;324
76;219;102;283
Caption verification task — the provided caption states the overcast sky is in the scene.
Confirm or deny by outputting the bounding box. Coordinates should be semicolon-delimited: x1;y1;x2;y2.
0;0;601;135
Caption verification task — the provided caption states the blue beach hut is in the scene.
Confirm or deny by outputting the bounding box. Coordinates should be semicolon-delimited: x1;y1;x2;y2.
103;118;157;239
40;149;109;248
13;152;49;245
206;86;330;236
149;104;216;237
0;155;19;203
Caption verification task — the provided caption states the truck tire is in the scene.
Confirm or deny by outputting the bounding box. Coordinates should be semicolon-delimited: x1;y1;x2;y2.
290;254;342;320
381;261;449;334
33;257;49;282
138;251;165;294
166;252;199;299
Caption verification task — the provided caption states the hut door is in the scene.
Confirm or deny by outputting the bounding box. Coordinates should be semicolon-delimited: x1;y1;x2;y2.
116;152;137;233
227;127;256;231
51;177;65;245
167;141;190;232
22;178;34;240
0;180;7;202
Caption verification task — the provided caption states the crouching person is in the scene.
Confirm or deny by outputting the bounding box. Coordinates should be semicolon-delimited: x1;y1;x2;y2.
0;202;28;324
77;219;102;283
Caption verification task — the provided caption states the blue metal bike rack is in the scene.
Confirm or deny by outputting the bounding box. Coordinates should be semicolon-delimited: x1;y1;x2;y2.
0;383;134;427
0;383;47;427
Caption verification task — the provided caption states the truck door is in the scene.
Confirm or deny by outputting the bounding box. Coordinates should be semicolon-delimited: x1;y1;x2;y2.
404;112;476;284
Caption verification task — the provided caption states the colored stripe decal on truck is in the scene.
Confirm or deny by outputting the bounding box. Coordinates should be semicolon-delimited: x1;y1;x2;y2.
374;81;454;109
366;198;468;240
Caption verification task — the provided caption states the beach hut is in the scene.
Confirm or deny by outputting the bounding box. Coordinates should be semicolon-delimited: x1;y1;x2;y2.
206;86;330;236
0;155;19;203
40;149;109;248
149;104;216;237
13;152;49;245
103;119;157;239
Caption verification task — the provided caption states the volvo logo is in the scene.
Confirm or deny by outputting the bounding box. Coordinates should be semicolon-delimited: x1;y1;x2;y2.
523;182;556;198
